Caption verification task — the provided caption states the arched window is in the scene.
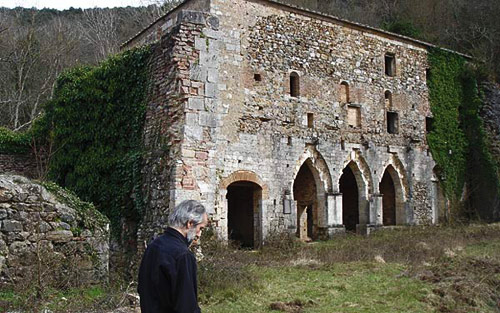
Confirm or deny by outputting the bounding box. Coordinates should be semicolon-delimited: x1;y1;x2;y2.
290;72;300;97
385;53;396;76
341;81;350;103
384;90;392;108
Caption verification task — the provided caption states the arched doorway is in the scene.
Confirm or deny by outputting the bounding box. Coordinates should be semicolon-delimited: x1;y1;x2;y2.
380;170;396;225
340;165;359;232
227;181;262;248
293;160;318;241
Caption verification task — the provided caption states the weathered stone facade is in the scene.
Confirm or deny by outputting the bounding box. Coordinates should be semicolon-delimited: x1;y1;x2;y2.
0;152;38;179
125;0;443;247
0;175;109;287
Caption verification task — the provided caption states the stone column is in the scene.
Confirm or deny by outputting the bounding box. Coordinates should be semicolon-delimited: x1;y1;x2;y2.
218;189;228;241
370;194;383;226
327;193;345;236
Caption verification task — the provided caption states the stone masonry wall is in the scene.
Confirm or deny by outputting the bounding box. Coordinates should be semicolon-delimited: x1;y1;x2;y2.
0;152;38;179
137;11;218;256
0;175;109;287
129;0;439;245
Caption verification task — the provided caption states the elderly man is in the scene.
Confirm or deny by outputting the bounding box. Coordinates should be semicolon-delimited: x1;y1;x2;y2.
138;200;209;313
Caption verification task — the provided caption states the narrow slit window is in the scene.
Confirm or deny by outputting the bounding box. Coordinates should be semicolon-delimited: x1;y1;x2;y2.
426;117;434;133
290;72;300;97
385;53;396;76
340;81;350;103
384;90;392;108
307;113;314;128
387;111;398;134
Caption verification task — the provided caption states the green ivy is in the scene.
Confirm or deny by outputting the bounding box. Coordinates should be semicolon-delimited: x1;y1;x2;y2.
427;48;500;221
38;46;152;237
0;127;31;154
427;48;468;203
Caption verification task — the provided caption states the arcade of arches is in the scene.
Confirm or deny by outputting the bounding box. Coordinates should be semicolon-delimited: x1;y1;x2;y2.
222;158;409;246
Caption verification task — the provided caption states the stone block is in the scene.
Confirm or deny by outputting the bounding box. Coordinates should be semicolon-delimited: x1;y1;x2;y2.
207;69;219;83
185;112;199;126
195;36;207;51
188;98;205;110
190;65;207;81
2;220;23;232
199;112;217;128
45;230;73;242
205;83;217;98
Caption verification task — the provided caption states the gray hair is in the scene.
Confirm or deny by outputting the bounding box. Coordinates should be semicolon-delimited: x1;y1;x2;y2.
168;200;207;228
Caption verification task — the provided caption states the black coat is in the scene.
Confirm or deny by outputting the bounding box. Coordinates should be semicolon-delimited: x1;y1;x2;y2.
138;227;201;313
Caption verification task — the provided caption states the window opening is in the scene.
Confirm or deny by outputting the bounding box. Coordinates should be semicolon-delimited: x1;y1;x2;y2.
290;72;300;97
307;113;314;128
426;117;434;133
254;73;262;82
340;81;350;103
387;111;398;134
385;53;396;76
384;90;392;108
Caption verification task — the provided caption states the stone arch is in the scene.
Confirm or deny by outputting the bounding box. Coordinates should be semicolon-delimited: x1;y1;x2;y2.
378;154;409;199
379;165;405;225
291;146;332;240
220;170;269;199
292;145;333;193
339;160;370;231
219;170;268;247
337;150;373;196
377;154;409;225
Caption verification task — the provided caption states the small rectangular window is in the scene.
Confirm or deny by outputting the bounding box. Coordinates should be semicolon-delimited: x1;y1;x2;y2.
347;106;361;128
385;53;396;77
307;113;314;128
387;111;398;134
426;117;434;133
254;73;262;81
290;72;300;97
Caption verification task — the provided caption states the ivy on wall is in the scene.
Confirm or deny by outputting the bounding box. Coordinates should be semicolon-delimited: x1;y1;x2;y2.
0;127;31;154
427;48;468;203
39;46;152;237
427;48;500;221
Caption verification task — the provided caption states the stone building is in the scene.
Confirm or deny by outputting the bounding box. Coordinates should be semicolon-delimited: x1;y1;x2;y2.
123;0;452;248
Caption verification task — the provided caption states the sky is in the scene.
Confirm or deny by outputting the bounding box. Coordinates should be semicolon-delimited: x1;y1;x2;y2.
0;0;156;10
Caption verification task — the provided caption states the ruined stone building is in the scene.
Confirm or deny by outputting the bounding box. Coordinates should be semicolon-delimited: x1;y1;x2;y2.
123;0;451;248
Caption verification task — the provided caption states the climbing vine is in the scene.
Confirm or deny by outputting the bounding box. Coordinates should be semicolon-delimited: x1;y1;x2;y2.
427;48;500;221
0;127;31;154
38;46;152;237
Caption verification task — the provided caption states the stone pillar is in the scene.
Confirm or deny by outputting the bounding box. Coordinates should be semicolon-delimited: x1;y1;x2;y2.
283;193;297;234
370;194;383;226
218;189;228;241
327;193;345;236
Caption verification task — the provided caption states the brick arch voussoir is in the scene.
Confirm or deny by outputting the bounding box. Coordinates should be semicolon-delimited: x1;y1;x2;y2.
220;170;269;199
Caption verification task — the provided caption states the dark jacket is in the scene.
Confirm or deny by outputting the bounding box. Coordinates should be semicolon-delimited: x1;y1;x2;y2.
138;227;201;313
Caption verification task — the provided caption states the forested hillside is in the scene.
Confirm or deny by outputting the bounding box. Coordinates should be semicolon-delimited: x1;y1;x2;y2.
0;0;499;130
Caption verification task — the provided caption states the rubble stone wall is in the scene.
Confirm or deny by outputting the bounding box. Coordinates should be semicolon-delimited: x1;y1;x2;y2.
0;153;38;179
0;175;109;287
129;0;439;245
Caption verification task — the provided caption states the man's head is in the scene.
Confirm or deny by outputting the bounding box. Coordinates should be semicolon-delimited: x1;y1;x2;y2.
168;200;208;245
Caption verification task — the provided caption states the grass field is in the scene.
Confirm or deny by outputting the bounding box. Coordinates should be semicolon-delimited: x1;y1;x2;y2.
1;224;499;312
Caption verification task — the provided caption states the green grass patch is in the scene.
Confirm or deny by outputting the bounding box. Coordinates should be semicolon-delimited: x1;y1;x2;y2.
201;263;433;313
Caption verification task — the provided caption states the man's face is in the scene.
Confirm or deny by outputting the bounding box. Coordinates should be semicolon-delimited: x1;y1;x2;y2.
186;213;209;245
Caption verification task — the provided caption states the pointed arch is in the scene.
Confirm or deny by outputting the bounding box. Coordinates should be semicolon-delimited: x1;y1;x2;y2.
292;145;333;193
338;150;373;196
378;154;409;225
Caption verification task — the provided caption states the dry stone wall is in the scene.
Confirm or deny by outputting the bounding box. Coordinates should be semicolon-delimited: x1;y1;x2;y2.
0;153;38;179
0;175;109;287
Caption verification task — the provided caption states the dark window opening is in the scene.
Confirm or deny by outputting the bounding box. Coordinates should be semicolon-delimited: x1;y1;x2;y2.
254;73;262;81
290;72;300;97
426;117;434;133
341;81;350;103
384;90;392;108
287;136;292;146
385;53;396;76
307;113;314;128
387;111;398;134
426;68;431;81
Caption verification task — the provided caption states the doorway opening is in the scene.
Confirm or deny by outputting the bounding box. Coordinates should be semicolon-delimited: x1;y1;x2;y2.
227;181;261;248
293;161;318;241
380;170;396;225
340;166;359;232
